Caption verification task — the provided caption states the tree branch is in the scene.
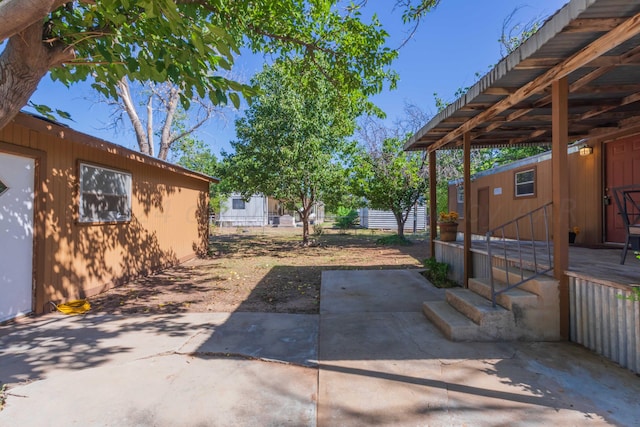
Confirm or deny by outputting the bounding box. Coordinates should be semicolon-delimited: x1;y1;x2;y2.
158;87;180;160
0;0;66;42
146;95;154;157
116;78;151;155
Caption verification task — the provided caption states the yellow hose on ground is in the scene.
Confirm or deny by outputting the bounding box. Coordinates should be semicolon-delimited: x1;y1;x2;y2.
49;299;91;315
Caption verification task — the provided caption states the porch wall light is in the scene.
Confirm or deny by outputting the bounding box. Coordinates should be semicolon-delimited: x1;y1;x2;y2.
579;144;593;156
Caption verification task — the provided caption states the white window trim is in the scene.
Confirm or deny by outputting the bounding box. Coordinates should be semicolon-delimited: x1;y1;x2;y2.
456;185;464;204
79;162;132;223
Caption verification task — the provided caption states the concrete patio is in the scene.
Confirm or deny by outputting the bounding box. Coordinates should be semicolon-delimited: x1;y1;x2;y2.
1;269;638;426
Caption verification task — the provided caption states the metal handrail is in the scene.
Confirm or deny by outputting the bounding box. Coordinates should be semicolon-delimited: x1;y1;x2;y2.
486;202;554;307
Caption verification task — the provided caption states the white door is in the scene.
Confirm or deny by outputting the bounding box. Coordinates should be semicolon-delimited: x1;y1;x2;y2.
0;152;35;322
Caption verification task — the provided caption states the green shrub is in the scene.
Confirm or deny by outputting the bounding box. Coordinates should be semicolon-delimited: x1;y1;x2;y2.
618;252;640;302
376;234;413;246
335;207;359;231
421;258;458;288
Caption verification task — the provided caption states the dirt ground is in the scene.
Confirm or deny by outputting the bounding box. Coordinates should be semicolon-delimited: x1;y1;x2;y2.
89;227;430;315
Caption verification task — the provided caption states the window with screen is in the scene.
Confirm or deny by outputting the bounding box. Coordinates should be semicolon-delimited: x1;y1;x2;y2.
456;185;464;203
455;185;464;218
515;168;536;197
79;163;131;223
232;198;246;209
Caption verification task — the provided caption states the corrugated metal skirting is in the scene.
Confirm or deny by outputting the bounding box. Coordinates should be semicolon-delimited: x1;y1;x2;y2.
435;242;464;284
434;242;504;284
436;241;640;373
570;277;640;373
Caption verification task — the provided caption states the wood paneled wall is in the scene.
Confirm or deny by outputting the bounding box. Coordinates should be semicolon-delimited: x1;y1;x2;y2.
0;115;210;313
450;147;603;245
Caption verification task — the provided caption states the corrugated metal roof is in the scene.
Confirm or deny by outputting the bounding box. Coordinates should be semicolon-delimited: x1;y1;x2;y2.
405;0;640;151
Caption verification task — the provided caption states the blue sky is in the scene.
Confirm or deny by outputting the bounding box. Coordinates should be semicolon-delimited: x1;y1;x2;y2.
26;0;567;157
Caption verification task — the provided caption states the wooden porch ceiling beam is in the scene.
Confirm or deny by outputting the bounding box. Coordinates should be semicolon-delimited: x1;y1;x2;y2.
433;99;640;146
570;83;640;94
564;18;628;33
484;87;518;95
508;129;547;145
472;62;640;132
459;104;494;111
428;11;640;151
515;54;640;70
578;91;640;120
442;116;473;123
566;45;640;94
485;108;531;132
587;114;640;139
567;45;640;92
493;45;640;133
487;111;634;123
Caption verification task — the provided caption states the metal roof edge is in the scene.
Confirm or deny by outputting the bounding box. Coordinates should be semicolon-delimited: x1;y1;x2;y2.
447;141;584;185
406;0;597;151
13;111;219;184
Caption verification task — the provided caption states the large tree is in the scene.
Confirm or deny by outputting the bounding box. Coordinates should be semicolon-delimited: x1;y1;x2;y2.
223;60;357;244
353;122;428;239
0;0;440;130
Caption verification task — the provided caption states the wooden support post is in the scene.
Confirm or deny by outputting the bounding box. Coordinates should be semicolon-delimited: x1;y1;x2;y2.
552;78;570;340
429;149;437;258
463;132;472;288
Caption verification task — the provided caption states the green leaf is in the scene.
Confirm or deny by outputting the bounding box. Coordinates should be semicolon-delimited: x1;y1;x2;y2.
55;109;74;121
229;92;241;109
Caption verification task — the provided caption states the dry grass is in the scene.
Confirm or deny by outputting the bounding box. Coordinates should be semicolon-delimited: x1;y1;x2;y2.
89;227;430;315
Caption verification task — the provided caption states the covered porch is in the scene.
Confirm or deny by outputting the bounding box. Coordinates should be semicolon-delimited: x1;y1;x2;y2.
436;238;639;288
406;0;640;371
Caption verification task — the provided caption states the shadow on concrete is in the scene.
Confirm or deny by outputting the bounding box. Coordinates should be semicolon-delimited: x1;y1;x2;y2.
313;269;640;426
3;231;639;426
0;313;216;384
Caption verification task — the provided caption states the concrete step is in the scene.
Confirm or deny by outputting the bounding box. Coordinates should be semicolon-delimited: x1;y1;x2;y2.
445;288;513;325
491;265;556;298
468;277;538;311
422;301;479;341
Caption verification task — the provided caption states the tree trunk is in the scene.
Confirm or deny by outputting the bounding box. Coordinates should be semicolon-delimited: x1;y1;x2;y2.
117;78;152;155
158;87;180;161
0;21;74;129
302;215;310;245
299;200;314;246
394;211;406;239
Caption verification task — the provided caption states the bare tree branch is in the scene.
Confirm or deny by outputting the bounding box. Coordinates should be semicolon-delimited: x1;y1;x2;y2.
158;87;180;160
146;96;154;157
116;78;151;155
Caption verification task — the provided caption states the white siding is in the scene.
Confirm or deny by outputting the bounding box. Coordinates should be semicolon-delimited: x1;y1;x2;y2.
218;193;268;226
359;206;427;231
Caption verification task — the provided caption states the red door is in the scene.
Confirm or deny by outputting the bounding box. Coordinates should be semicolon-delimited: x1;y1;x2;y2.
605;136;640;242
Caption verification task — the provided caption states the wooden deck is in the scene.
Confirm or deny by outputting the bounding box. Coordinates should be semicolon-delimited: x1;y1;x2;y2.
457;238;640;287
